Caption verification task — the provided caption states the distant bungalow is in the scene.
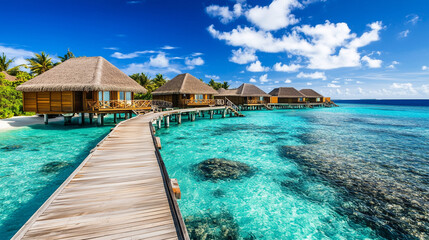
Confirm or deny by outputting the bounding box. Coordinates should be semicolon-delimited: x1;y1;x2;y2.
1;71;17;81
152;73;218;108
16;57;148;124
299;89;324;103
215;83;270;106
269;87;305;104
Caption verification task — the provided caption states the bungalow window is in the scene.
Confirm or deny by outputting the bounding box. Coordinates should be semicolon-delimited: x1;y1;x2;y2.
259;97;264;101
103;91;110;101
120;92;125;100
125;92;132;101
316;98;321;102
299;98;303;102
195;94;203;100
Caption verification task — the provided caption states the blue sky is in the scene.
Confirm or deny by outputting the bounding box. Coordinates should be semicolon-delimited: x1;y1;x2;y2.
1;0;429;99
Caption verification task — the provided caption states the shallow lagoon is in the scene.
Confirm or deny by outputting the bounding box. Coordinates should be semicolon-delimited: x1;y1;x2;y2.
0;116;119;239
157;104;429;239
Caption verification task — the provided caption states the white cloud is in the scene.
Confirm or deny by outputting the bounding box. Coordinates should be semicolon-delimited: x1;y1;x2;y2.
229;48;258;64
358;87;364;94
422;66;428;71
104;47;118;50
306;82;312;86
327;83;340;88
387;61;399;69
356;81;363;84
161;45;177;50
245;0;302;31
185;57;204;69
297;71;327;80
274;80;280;83
273;62;301;72
249;78;257;83
285;79;292;83
259;74;269;83
331;80;339;83
422;85;429;94
205;74;220;80
111;50;155;59
406;14;420;25
192;52;203;56
122;63;181;76
361;55;382;68
206;3;242;24
246;60;270;72
399;30;410;38
208;21;383;70
149;53;169;68
345;78;353;82
0;45;34;68
391;83;417;95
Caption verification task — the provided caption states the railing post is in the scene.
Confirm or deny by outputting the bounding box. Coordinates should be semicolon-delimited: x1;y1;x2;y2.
165;115;170;128
178;113;182;124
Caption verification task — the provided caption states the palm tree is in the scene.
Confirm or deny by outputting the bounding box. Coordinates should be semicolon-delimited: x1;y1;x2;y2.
129;73;152;90
59;49;75;62
151;73;166;89
26;52;54;75
221;81;230;89
0;53;13;72
0;53;23;74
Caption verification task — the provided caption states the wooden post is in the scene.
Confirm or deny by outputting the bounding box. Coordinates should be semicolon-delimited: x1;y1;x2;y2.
188;113;191;120
44;114;48;125
222;110;226;118
129;112;133;119
192;113;196;121
165;115;170;128
79;113;85;125
178;114;182;124
210;110;213;119
97;114;102;126
89;113;93;124
157;118;162;129
114;113;117;123
63;116;71;125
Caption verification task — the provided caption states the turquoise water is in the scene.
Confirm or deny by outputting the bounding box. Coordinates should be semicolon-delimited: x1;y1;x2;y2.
0;116;120;239
157;104;429;239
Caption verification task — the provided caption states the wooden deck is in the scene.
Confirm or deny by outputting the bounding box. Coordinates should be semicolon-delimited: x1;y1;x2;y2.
13;112;194;239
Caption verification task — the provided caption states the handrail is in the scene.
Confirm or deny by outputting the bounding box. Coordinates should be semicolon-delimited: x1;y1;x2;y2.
225;97;239;111
87;100;152;111
152;100;173;108
149;122;190;240
184;99;216;105
247;99;266;104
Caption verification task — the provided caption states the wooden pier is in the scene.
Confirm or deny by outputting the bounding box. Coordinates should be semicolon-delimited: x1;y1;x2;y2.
13;106;237;240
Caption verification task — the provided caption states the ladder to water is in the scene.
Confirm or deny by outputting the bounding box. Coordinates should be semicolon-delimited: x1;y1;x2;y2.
225;98;245;117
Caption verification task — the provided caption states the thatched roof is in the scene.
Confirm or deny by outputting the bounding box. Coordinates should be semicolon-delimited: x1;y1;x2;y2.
269;87;304;97
1;71;17;81
299;89;323;98
16;57;147;93
152;73;218;95
217;83;270;97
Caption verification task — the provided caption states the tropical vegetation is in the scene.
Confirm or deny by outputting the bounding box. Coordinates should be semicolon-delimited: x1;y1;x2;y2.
0;73;33;118
208;79;230;90
130;73;167;100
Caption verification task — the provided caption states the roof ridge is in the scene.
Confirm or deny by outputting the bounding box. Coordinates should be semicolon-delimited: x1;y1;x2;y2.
178;73;188;93
93;57;103;86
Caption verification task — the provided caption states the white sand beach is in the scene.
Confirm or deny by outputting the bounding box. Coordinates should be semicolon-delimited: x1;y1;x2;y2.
0;115;63;131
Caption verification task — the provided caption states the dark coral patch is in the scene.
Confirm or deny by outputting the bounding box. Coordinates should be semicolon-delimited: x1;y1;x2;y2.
40;161;69;175
184;211;240;240
195;158;254;181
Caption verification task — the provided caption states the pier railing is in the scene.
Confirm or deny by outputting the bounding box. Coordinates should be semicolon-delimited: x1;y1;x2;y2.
247;100;266;104
152;100;173;109
184;99;216;106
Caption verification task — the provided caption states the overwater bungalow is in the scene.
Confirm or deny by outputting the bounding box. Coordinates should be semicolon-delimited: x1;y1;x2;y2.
152;73;218;108
299;89;324;103
215;83;270;106
1;71;17;81
16;57;148;124
269;87;305;104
